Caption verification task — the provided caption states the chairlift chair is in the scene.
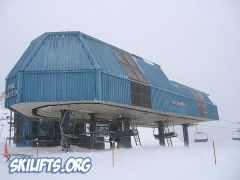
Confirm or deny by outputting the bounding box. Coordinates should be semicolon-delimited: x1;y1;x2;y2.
194;124;208;143
153;127;178;140
0;127;2;137
194;132;208;142
232;130;240;141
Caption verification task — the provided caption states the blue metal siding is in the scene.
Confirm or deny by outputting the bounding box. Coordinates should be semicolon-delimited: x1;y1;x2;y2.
25;34;94;71
207;104;219;120
151;86;218;119
83;35;128;78
101;73;131;105
21;71;96;102
5;75;18;107
171;81;213;105
151;87;197;117
203;95;213;104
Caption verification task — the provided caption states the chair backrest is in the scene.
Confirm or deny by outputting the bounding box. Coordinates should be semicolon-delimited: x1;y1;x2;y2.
194;132;208;142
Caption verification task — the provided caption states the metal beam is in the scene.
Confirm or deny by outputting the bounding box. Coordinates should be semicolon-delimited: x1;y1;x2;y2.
89;113;96;149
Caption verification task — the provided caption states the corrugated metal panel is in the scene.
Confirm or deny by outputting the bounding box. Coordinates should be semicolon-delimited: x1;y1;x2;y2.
151;86;218;119
134;56;173;90
151;87;197;117
7;35;45;78
21;71;96;102
171;81;195;98
25;34;94;71
202;94;213;104
5;75;18;107
207;104;219;120
101;73;131;105
83;35;128;78
171;81;213;104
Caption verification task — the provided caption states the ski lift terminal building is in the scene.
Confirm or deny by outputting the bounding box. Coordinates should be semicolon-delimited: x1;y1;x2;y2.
5;31;219;150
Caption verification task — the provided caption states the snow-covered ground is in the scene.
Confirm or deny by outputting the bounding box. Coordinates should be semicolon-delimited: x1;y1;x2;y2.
0;139;239;180
0;100;10;143
0;100;239;180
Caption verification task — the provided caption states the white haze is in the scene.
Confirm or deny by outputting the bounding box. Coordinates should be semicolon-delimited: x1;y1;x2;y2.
0;0;240;134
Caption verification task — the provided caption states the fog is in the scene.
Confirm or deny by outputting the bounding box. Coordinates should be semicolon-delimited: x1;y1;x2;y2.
0;0;240;129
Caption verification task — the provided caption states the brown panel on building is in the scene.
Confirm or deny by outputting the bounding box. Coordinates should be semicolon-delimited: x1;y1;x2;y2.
130;81;152;108
112;48;147;83
191;90;208;118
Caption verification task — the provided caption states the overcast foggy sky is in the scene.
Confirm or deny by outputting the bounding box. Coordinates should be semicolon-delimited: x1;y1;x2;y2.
0;0;240;125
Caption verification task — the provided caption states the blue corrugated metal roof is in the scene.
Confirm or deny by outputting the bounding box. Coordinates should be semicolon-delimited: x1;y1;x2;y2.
7;34;46;77
82;34;128;78
134;56;173;90
8;32;96;78
25;34;95;71
171;81;197;98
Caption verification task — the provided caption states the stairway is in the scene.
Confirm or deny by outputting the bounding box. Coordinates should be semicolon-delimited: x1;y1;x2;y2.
164;121;178;147
130;120;142;146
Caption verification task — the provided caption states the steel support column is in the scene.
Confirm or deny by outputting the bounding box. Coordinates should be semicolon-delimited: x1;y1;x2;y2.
90;113;96;149
60;110;71;151
117;118;132;148
182;124;189;147
157;121;165;146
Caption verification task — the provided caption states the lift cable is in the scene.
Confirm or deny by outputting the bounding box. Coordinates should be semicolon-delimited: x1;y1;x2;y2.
219;119;240;124
198;124;237;130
